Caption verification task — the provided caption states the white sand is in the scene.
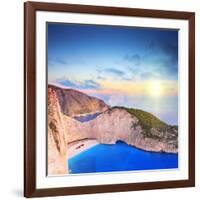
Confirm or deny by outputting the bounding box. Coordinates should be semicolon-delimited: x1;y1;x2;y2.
68;139;99;159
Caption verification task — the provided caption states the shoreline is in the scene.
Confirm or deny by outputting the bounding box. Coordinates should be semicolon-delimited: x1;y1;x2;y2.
67;139;177;159
68;139;99;159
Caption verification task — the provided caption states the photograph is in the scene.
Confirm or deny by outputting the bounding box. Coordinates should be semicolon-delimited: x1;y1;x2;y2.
24;2;195;197
47;23;179;175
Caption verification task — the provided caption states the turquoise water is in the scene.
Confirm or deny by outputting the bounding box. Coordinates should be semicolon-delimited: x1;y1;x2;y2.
74;113;100;122
68;141;178;174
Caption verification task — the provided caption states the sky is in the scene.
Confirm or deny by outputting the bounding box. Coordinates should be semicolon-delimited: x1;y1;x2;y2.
48;23;178;125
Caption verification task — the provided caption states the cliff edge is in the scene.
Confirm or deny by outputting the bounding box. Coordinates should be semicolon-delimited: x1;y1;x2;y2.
48;87;68;175
48;84;178;174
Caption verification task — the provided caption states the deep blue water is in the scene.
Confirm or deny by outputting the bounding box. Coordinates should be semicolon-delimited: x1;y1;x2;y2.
74;113;100;122
68;141;178;174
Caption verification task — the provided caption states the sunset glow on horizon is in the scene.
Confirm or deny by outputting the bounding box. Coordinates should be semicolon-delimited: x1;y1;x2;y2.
48;23;178;125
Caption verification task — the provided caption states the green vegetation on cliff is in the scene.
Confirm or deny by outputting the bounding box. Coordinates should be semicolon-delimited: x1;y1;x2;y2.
112;106;167;129
112;107;177;147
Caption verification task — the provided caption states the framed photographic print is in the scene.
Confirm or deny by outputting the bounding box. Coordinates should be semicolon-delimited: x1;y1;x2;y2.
24;1;195;198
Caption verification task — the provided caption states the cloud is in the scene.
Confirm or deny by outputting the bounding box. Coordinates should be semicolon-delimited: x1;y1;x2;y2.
56;58;68;65
140;72;159;80
161;43;178;76
146;40;178;70
147;41;156;49
152;57;178;79
57;79;77;87
105;68;125;76
124;54;141;65
96;67;129;80
124;41;178;81
83;80;101;89
97;75;106;80
57;78;101;90
162;43;178;62
48;57;68;66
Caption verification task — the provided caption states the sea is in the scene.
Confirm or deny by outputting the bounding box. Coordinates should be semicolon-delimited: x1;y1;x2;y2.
68;141;178;174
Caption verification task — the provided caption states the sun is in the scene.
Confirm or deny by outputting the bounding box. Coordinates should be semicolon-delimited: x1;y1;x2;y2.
147;81;163;97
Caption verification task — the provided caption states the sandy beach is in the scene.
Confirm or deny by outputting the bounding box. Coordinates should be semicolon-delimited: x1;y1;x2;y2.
68;139;99;159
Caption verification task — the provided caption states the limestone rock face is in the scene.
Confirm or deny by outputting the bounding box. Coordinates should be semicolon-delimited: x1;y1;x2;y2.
64;108;178;153
48;84;109;117
47;85;178;175
48;87;68;175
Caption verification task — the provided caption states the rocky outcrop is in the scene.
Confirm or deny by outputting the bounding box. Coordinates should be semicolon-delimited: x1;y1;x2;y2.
64;108;178;153
48;84;109;117
48;87;68;175
48;85;178;174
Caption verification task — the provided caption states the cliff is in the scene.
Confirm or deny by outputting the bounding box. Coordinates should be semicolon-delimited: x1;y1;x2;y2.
64;107;178;153
48;85;178;174
48;84;109;117
48;87;68;175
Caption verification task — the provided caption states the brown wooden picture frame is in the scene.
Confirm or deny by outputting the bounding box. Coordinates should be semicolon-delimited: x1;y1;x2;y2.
24;1;195;198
